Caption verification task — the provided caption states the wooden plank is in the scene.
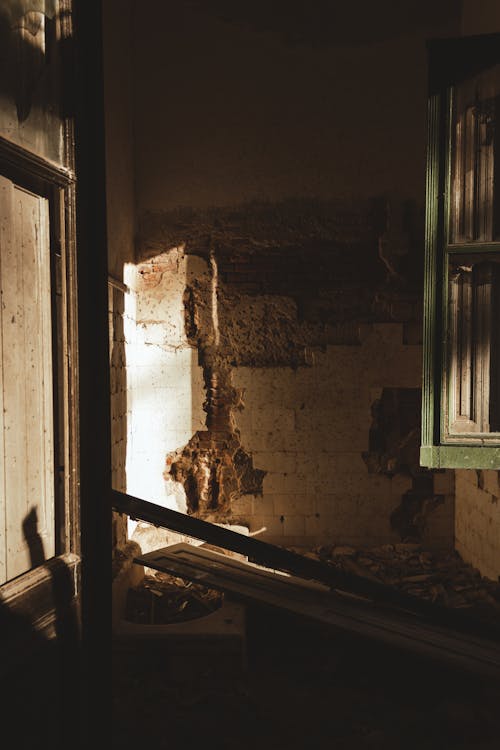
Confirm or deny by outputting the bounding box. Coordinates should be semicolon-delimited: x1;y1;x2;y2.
1;181;55;581
464;104;476;241
112;489;358;591
478;109;494;241
421;444;500;469
449;266;475;429
459;268;473;419
450;111;464;242
2;179;28;578
136;543;500;681
112;489;500;642
421;92;442;451
474;263;493;431
0;175;11;583
19;186;55;563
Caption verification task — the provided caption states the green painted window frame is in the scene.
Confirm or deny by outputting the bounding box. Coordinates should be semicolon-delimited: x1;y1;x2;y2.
421;33;500;469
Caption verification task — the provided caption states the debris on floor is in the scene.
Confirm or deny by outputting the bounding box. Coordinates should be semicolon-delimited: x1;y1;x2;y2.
124;570;223;625
121;538;500;629
300;542;500;623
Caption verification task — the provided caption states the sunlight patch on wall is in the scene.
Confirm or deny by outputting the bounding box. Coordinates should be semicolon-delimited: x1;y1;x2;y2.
123;250;207;536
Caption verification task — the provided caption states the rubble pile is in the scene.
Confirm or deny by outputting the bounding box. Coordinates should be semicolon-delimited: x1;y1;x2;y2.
122;540;500;627
306;542;500;622
124;571;223;625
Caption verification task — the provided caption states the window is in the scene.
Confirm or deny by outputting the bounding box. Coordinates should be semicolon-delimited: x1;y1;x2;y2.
421;33;500;469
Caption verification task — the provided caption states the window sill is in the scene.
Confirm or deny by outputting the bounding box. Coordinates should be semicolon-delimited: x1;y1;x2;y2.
420;445;500;469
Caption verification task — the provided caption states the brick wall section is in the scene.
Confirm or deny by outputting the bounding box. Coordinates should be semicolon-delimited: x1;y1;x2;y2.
138;198;424;338
455;469;500;581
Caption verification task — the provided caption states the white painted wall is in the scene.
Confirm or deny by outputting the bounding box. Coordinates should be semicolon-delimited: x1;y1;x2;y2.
123;249;207;535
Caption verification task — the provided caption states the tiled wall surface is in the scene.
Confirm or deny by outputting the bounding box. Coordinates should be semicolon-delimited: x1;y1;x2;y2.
455;469;500;581
231;328;454;549
119;241;456;554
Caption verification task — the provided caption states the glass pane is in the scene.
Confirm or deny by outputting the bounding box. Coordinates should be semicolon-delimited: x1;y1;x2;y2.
447;253;500;435
449;63;500;244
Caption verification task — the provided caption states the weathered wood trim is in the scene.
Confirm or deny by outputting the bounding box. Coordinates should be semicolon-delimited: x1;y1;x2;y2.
421;36;500;467
0;553;79;622
0;136;75;188
422;91;443;450
421;444;500;469
107;275;129;293
63;180;81;557
1;551;79;596
0;166;80;572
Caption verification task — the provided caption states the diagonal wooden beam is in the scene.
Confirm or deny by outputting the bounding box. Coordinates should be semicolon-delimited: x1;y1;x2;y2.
136;542;500;681
111;489;500;642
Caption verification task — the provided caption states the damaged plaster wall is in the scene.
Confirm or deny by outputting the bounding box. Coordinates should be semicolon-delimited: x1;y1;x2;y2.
123;249;206;518
127;0;461;551
133;201;453;550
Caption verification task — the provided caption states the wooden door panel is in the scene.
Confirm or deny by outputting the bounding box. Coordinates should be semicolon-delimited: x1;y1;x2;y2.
0;175;55;583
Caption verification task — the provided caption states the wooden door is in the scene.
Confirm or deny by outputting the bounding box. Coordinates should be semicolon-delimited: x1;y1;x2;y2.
0;177;55;583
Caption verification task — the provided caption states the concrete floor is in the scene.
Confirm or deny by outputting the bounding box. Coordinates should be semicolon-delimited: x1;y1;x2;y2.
112;605;500;750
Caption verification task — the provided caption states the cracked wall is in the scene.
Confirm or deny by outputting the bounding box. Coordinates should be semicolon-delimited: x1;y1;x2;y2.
362;388;453;547
124;0;461;552
130;200;454;551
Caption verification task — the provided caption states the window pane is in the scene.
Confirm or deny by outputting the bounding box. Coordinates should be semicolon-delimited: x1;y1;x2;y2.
449;63;500;244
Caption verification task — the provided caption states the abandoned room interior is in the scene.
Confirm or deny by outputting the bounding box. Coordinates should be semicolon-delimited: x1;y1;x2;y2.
2;1;500;748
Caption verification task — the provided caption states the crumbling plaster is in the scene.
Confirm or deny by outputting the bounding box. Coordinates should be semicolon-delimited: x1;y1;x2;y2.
125;198;453;551
103;1;500;575
120;0;462;555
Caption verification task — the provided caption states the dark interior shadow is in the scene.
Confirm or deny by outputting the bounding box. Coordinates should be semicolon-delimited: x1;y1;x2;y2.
0;2;75;164
1;506;81;750
185;0;461;47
